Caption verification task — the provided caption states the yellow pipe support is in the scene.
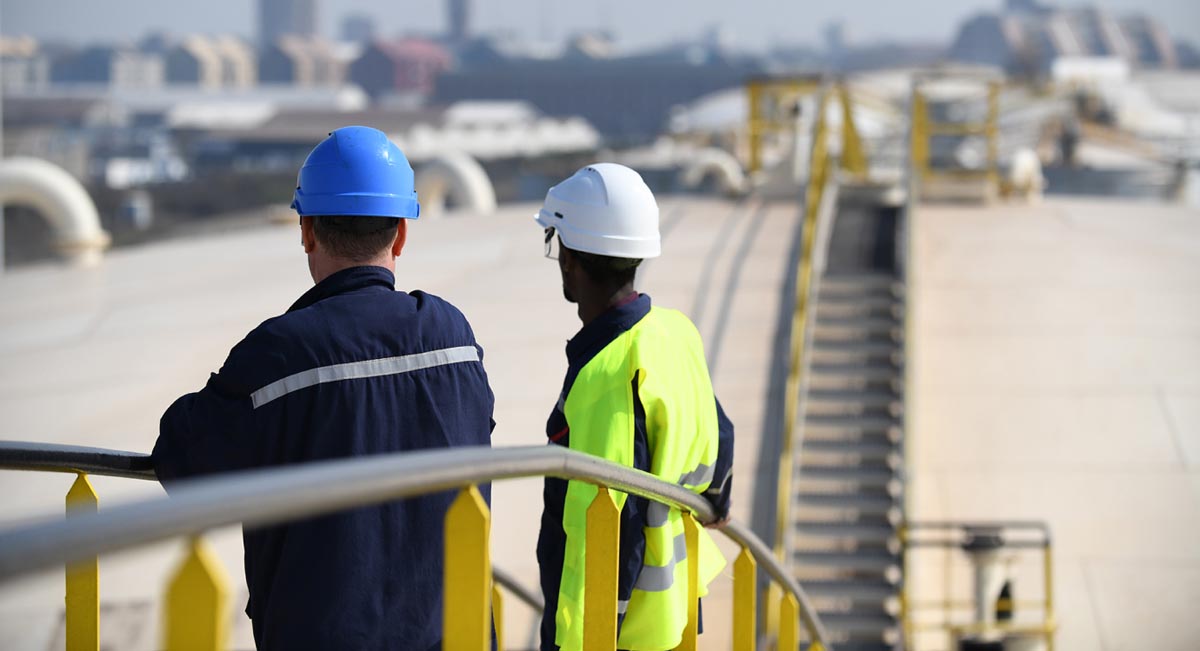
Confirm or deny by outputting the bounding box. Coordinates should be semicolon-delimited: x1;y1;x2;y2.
583;486;619;651
732;547;756;651
675;513;700;651
779;592;800;651
492;583;505;651
837;84;869;178
164;537;230;651
65;473;98;651
443;485;492;651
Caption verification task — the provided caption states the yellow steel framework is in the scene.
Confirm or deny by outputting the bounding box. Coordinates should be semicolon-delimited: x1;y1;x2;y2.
899;522;1057;651
745;76;869;179
909;79;1000;195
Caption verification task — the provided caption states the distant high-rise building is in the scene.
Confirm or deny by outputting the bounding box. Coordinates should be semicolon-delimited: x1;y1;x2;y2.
341;13;375;44
447;0;470;42
259;0;317;46
823;21;846;70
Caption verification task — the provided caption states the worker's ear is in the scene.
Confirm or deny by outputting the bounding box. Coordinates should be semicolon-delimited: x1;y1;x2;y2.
391;219;408;258
300;216;317;254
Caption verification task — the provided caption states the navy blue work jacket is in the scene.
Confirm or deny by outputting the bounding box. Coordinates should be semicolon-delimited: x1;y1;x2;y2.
152;266;495;651
536;294;734;650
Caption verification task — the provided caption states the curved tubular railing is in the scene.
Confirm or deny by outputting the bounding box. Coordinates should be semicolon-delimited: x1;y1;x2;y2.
0;441;831;650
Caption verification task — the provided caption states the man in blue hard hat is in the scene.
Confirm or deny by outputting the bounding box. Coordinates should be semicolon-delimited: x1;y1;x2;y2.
152;126;495;650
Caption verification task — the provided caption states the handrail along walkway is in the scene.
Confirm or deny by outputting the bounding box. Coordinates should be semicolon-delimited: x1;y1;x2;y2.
0;441;832;651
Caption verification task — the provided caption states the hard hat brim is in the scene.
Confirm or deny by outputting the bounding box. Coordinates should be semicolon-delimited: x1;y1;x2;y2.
294;193;420;219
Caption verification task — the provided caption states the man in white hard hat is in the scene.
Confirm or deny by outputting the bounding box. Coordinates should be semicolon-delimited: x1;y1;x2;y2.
533;163;734;650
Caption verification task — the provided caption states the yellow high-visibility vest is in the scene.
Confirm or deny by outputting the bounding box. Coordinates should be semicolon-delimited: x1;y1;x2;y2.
555;306;726;651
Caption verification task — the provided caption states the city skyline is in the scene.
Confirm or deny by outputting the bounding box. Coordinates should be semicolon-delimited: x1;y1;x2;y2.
3;0;1199;50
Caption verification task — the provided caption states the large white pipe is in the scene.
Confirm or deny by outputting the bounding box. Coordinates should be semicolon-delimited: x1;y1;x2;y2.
0;158;111;266
415;152;497;218
678;147;750;197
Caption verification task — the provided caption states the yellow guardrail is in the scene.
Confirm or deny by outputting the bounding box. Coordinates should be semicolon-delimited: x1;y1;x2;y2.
0;443;832;651
910;79;1000;194
746;77;869;178
744;77;872;643
899;522;1057;651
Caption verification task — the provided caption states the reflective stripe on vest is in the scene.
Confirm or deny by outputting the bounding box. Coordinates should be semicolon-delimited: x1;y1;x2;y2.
553;307;727;651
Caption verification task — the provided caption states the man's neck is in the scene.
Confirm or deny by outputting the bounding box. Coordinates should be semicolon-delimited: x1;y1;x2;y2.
577;285;637;326
312;256;395;285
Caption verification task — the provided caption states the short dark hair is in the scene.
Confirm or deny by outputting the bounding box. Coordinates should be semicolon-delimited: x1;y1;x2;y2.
312;215;400;262
568;247;642;287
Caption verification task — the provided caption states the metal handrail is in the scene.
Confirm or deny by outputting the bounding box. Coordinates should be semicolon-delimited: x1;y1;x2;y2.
0;441;155;480
0;441;831;648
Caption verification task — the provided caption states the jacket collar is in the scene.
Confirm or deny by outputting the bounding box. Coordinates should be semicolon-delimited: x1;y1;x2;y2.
288;266;396;313
565;293;651;365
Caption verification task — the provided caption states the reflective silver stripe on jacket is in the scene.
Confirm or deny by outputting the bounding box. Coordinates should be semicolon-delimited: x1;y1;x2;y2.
678;462;714;489
250;345;480;409
634;532;687;592
644;460;716;528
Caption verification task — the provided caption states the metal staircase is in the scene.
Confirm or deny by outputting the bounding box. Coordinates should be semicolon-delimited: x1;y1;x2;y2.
793;202;906;651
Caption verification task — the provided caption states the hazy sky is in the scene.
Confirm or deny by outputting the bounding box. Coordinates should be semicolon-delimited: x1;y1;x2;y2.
2;0;1198;50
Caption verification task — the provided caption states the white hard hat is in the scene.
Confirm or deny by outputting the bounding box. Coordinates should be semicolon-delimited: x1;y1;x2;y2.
534;163;661;259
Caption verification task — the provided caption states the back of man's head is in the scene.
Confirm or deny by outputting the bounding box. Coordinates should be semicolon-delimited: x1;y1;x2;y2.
567;247;642;289
311;215;401;262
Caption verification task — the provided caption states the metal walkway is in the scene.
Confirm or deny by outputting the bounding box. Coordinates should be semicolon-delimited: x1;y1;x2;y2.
793;197;906;651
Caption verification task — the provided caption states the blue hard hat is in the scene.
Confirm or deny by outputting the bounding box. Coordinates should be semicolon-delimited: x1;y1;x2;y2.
292;126;420;219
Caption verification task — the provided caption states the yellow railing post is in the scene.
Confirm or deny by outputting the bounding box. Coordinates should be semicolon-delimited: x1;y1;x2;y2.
747;81;764;174
583;486;619;651
779;592;799;651
492;583;505;651
838;83;869;179
732;547;757;651
911;88;929;184
65;473;99;651
444;485;492;651
986;81;1000;191
675;513;700;651
164;537;230;651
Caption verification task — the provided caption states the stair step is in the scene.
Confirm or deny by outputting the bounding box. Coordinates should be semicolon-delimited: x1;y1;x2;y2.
806;414;901;431
821;274;902;294
817;611;899;635
796;478;902;499
807;388;901;409
802;438;898;458
814;314;902;330
811;340;902;356
814;642;895;651
798;465;896;487
809;362;901;382
796;492;898;515
794;521;898;543
801;579;899;601
794;550;900;573
800;452;898;473
818;293;902;309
